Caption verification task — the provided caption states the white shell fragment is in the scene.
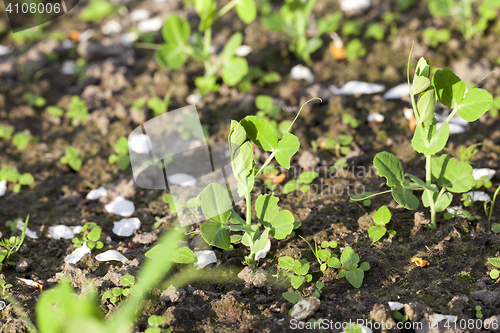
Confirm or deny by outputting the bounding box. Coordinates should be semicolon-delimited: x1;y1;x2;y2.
128;134;152;154
186;93;202;105
367;112;385;123
0;301;5;310
101;20;122;35
105;196;135;217
79;30;94;42
255;238;271;261
0;179;6;197
467;191;491;202
193;250;217;269
330;81;385;95
71;226;83;234
430;314;458;326
113;217;141;237
17;277;41;287
291;297;320;320
446;206;467;219
61;60;76;75
290;65;315;83
138;17;163;33
64;243;91;264
383;83;411;99
388;301;404;311
16;220;38;239
120;32;138;46
235;45;252;57
48;225;75;240
130;9;150;22
0;45;13;56
167;173;196;187
340;0;371;11
86;186;107;200
404;107;414;120
96;250;129;264
473;168;496;182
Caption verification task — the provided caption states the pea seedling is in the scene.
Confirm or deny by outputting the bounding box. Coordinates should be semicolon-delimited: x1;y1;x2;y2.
353;48;493;228
67;96;89;126
146;315;170;333
147;88;173;116
102;275;135;304
198;99;321;265
476;305;483;319
368;206;396;243
72;222;103;251
155;0;256;95
283;171;318;194
338;246;370;289
60;146;84;172
0;215;29;270
108;137;130;171
278;256;312;289
300;236;341;272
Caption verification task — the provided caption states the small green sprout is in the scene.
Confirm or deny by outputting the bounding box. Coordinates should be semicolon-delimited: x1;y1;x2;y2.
46;106;64;117
72;222;103;251
342;114;359;129
423;27;450;48
108;137;130;171
131;97;146;110
300;236;340;272
102;274;135;304
338;246;370;289
488;257;500;280
350;191;374;207
346;39;366;61
278;256;312;289
476;305;483;319
145;315;170;333
148;88;173;116
23;91;46;107
368;206;396;243
364;22;385;41
5;219;19;232
0;166;34;193
255;95;281;119
0;215;29;270
283;171;318;194
282;281;324;305
67;96;89;126
0;277;13;293
487;187;500;228
60;146;84;172
0;124;14;140
12;132;31;150
393;309;409;322
81;0;116;22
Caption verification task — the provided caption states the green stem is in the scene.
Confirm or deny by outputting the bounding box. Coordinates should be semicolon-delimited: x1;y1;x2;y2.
246;190;252;227
133;42;161;50
217;0;237;19
203;27;212;57
426;155;437;228
255;152;275;179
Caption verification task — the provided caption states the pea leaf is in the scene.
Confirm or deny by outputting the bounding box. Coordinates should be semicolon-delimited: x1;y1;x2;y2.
456;88;493;122
201;183;232;224
368;225;386;243
316;249;331;262
270;210;294;239
345;268;364;288
235;0;257;23
294;261;309;276
432;68;465;108
275;133;300;169
282;291;302;303
240;116;278;151
18;173;34;185
222;33;242;62
222;57;248;86
373;206;391;225
391;185;419;210
443;159;475;193
156;44;188;70
373;152;405;187
172;246;198;264
489;258;500;267
434;191;453;212
278;256;295;270
255;194;279;227
424;121;449;156
251;229;269;253
229;120;247;148
412;122;432;154
417;87;436;126
162;14;190;45
340;246;359;269
298;171;318;184
283;181;300;194
200;222;231;249
290;275;305;289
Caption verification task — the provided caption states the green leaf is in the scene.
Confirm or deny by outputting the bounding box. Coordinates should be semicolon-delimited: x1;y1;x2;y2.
412;122;432;154
275;133;300;169
417;87;436;126
18;173;34;185
406;173;437;192
114;137;129;156
12;133;31;150
240;116;278;151
490;269;499;279
201;183;232;224
373;206;391;225
340;246;359;269
492;223;500;234
235;0;257;23
316;249;331;262
221;33;243;62
229;120;247;148
262;12;285;31
283;181;300;194
290;275;305;289
156;44;188;70
172;247;198;263
270;210;294;239
68;157;83;172
424;121;449;156
321;241;329;248
345;268;364;288
278;256;295;270
488;258;500;267
256;95;273;110
338;269;346;278
327;257;341;268
162;14;190;45
117;155;130;171
148;315;164;327
255;193;279;226
282;291;302;303
298;171;318;184
391;185;419;210
294;262;310;276
121;275;135;287
456;88;493;122
108;154;118;164
373;152;405;187
222;57;248;86
432;68;465;108
443;158;475;193
434;191;453;212
251;229;269;253
360;262;370;271
329;240;337;248
200;223;231;249
316;281;324;290
368;225;386;243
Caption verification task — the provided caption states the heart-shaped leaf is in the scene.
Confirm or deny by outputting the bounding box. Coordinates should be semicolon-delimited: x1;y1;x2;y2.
200;223;231;249
162;14;190;45
373;206;391;225
432;68;465;108
156;44;188;70
240;116;278;151
391;185;419;210
368;225;387;243
270;210;294;239
345;268;364;288
456;88;493;122
201;183;232;224
443;159;475;193
373;152;405;186
275;133;300;169
172;247;198;263
255;193;280;226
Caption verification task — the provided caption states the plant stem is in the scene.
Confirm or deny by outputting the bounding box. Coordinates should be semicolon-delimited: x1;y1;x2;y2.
426;156;437;228
203;27;212;58
217;0;237;19
246;190;252;227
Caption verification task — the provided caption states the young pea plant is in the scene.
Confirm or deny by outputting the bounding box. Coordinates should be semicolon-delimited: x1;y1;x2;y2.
102;275;135;304
278;256;312;289
338;246;370;289
67;96;89;126
300;236;341;272
255;95;292;139
145;315;170;333
154;0;256;95
198;98;321;265
353;48;493;228
108;137;130;171
148;88;173;116
368;206;396;243
72;222;103;251
0;166;34;193
0;215;29;270
283;171;318;194
262;0;343;65
60;146;84;172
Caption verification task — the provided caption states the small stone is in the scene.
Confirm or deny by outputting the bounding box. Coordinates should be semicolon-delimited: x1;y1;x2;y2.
15;258;32;273
132;232;158;245
254;295;268;304
370;303;398;332
471;290;500;309
448;295;469;314
290;297;320;320
160;285;186;303
238;266;267;288
298;151;320;170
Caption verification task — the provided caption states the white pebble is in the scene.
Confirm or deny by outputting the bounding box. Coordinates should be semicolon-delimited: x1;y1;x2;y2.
0;179;6;197
105;196;135;217
0;301;5;310
446;206;467;219
291;297;320;320
388;301;404;311
436;122;466;134
0;45;13;56
70;226;83;234
194;250;217;269
86;186;107;200
113;217;141;237
64;243;91;264
128;134;152;154
16;220;37;239
255;238;271;261
130;9;150;22
404;107;414;120
430;314;457;326
79;30;94;42
48;225;75;240
96;250;129;264
472;168;496;182
62;40;75;50
467;191;491;202
383;83;411;99
340;0;371;11
330;81;385;95
61;60;76;75
102;20;122;35
367;112;385;123
138;17;163;33
121;32;138;46
186;93;202;105
290;65;315;83
167;173;196;187
235;45;252;57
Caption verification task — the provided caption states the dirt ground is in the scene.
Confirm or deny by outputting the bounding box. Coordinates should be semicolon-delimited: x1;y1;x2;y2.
1;0;500;332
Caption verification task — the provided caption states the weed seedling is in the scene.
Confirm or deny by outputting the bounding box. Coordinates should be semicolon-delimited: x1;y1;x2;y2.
300;236;341;272
60;146;84;172
368;206;396;243
102;275;135;304
23;91;46;107
338;246;370;289
283;171;318;194
476;305;483;319
0;277;12;293
346;39;366;61
278;256;312;289
0;124;14;140
353;48;493;228
145;315;170;333
67;96;89;126
72;222;103;250
108;137;130;171
488;257;500;280
393;309;409;323
423;27;450;48
0;215;29;269
148;88;173;116
486;186;500;229
0;166;34;193
12;132;32;150
46;106;64;117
